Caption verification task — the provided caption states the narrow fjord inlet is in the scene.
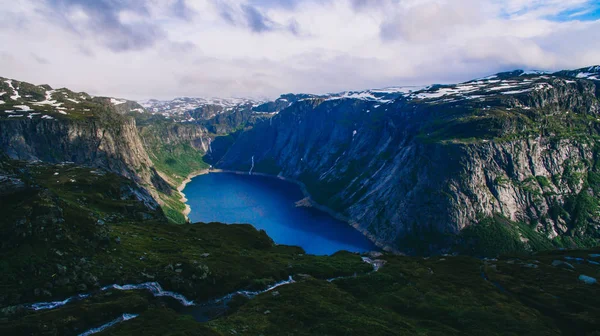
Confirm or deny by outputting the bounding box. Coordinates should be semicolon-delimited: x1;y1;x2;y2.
185;173;377;255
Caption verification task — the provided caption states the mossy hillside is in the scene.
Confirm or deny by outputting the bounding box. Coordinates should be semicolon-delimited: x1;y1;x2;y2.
138;122;209;184
101;308;223;336
0;160;166;306
0;159;372;309
101;222;372;302
0;291;152;336
135;121;211;223
210;249;600;335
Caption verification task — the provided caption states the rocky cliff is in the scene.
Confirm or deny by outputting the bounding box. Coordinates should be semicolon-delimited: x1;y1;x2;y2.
0;117;169;193
213;68;600;252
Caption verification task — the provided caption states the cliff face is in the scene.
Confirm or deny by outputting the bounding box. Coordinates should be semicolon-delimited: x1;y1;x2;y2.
214;73;600;251
0;117;169;193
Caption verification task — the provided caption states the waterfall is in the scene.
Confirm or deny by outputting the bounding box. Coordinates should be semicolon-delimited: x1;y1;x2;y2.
208;138;213;153
78;313;139;336
249;155;255;175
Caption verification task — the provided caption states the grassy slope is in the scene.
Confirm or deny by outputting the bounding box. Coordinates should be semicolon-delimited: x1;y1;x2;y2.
208;250;600;335
135;117;210;223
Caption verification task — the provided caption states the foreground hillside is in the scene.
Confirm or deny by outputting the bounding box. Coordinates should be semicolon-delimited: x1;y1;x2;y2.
213;67;600;253
0;157;598;335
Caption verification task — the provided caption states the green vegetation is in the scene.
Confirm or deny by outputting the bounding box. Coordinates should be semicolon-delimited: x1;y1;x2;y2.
136;122;211;223
1;158;599;335
140;122;208;185
210;250;600;335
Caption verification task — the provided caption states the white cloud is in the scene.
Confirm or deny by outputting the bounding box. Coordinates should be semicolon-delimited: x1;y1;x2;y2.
0;0;598;100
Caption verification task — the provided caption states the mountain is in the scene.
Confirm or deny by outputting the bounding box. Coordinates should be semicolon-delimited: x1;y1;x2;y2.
139;97;263;121
0;77;168;193
211;67;600;253
1;67;600;335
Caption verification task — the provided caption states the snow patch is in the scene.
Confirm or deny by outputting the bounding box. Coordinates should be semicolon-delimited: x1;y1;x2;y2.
110;98;127;105
14;105;32;111
501;88;533;95
5;80;21;100
34;90;63;107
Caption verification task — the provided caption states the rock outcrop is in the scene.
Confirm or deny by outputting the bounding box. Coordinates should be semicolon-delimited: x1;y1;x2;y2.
0;116;168;193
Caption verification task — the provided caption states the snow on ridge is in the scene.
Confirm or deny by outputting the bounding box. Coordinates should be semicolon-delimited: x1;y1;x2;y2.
5;80;21;100
14;105;32;111
110;98;127;105
33;90;63;107
370;86;427;94
520;70;550;76
501;88;533;95
139;96;263;116
575;71;599;80
588;66;600;72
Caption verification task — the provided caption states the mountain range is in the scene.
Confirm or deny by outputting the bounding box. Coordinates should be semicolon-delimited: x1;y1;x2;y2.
1;66;599;335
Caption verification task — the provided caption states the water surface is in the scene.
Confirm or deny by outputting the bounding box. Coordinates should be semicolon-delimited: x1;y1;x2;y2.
184;173;377;255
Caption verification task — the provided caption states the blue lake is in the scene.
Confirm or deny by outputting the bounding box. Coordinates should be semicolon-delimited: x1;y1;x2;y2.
184;173;377;255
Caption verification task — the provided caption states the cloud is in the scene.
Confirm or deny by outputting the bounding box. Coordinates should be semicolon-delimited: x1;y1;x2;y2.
242;4;275;32
43;0;167;52
0;0;598;100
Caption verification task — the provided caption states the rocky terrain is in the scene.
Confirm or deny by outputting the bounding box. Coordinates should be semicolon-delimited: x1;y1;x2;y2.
213;67;600;253
140;97;263;122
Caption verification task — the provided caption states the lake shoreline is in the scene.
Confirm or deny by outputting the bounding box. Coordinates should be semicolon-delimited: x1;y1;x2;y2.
177;169;210;222
180;168;394;253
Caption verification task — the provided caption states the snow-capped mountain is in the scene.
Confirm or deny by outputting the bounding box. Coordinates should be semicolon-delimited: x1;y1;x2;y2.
139;97;264;118
0;77;145;120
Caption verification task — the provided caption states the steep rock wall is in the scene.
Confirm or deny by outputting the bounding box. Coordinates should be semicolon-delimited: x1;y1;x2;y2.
215;79;600;251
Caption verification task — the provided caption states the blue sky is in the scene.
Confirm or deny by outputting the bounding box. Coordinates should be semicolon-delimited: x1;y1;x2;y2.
550;4;600;21
0;0;599;100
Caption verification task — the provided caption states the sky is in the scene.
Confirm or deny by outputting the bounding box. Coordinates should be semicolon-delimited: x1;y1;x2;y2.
0;0;599;100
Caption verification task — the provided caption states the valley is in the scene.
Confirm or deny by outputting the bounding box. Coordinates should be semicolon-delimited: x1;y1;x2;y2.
0;66;599;335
